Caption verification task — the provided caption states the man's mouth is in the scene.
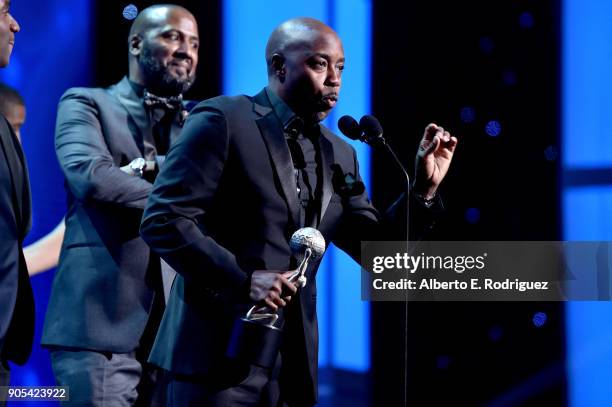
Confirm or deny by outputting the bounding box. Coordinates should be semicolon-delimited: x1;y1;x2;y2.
321;94;338;108
170;60;191;72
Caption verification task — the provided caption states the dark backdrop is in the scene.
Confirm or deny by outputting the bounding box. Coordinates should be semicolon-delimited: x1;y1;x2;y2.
370;1;564;405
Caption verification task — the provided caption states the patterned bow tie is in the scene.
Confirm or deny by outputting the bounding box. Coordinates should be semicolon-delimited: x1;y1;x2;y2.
143;90;183;111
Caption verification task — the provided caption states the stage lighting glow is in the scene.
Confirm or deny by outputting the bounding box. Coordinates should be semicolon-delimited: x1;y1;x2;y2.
0;55;22;85
122;4;138;20
465;207;481;224
532;312;547;328
55;11;70;32
485;120;502;137
564;4;612;404
460;106;476;123
519;12;535;29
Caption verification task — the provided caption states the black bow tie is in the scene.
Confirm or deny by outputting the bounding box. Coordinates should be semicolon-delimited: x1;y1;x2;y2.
143;90;183;111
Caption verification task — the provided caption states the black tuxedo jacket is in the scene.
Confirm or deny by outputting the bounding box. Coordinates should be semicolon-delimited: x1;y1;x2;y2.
141;88;437;404
42;77;190;353
0;114;34;366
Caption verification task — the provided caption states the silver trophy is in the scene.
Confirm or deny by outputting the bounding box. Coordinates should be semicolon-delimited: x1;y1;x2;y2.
227;227;326;367
245;227;326;325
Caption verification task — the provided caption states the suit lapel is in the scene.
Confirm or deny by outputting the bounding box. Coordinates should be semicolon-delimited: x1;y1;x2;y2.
253;91;300;228
0;115;31;237
318;127;335;224
18;136;31;236
109;77;149;155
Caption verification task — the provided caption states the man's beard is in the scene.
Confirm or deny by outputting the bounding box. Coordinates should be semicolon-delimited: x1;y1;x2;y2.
139;48;195;96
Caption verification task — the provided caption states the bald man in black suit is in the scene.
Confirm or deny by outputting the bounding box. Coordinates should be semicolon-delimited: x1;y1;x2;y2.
141;17;458;406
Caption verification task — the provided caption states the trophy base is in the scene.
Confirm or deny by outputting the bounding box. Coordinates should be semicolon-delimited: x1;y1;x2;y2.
226;318;283;368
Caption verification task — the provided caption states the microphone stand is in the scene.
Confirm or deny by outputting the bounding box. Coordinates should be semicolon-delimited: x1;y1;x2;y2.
378;138;411;218
340;116;414;407
371;135;411;407
365;133;411;246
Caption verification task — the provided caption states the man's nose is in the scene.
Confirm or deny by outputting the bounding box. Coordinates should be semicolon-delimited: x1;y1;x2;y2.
10;14;20;33
174;40;192;58
326;66;341;87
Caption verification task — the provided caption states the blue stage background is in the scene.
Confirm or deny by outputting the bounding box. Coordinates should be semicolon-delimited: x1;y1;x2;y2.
2;0;612;405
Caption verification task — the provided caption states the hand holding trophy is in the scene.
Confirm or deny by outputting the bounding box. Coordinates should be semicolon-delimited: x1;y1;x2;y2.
227;227;326;367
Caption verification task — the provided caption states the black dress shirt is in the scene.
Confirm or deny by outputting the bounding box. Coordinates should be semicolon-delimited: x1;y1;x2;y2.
266;88;322;228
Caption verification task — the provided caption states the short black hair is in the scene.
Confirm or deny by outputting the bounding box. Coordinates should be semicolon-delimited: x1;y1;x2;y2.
0;83;24;116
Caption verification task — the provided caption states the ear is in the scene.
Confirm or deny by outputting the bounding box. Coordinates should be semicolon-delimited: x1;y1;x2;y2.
271;54;286;80
129;34;143;57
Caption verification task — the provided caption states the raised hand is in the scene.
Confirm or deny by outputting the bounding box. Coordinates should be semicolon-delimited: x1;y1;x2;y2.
414;123;458;198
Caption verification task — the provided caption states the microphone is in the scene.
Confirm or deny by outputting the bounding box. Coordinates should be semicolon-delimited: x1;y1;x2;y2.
337;113;410;186
359;115;386;145
338;115;363;141
338;114;387;146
